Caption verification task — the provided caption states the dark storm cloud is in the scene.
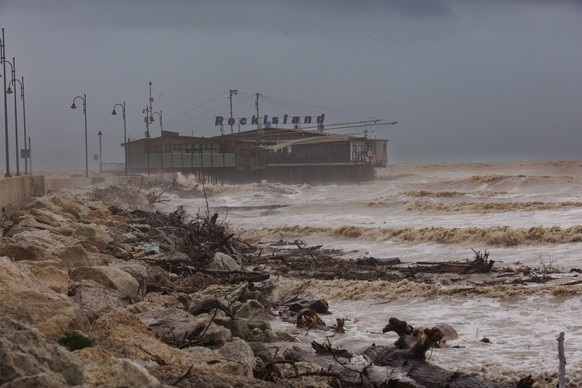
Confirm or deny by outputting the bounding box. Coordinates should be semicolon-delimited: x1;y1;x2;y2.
1;0;582;169
3;0;580;34
290;0;452;17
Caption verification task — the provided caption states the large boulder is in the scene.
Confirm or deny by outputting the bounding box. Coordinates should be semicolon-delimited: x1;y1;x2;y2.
189;283;248;307
217;337;256;377
111;262;148;297
207;252;241;271
0;238;45;261
235;299;271;321
92;309;248;377
0;257;90;339
72;224;114;250
247;341;274;364
57;244;93;268
8;229;68;256
148;364;278;388
137;307;232;348
127;292;183;314
0;373;68;388
215;318;273;342
29;207;73;228
69;265;141;301
81;356;162;387
0;317;84;387
24;261;71;294
69;283;128;319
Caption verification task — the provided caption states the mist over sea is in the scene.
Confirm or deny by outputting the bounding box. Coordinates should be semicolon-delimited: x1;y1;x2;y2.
157;161;582;385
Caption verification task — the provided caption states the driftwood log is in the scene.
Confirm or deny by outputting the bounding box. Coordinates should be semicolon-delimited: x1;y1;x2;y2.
411;249;494;274
311;340;353;359
364;343;512;387
356;256;401;266
296;308;325;328
558;332;566;388
382;317;458;351
187;298;234;319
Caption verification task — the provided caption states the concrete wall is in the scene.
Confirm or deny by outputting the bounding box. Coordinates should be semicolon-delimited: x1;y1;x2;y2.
0;175;33;212
1;174;161;212
44;177;92;192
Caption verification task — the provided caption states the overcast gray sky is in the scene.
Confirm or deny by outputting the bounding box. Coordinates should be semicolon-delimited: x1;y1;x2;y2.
1;0;581;171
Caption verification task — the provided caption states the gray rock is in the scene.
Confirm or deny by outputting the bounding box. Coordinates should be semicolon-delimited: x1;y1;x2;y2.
215;318;250;340
69;265;140;301
112;262;148;297
0;372;68;388
137;307;232;348
72;224;112;250
207;252;241;271
0;317;84;386
82;357;161;387
240;289;273;310
215;318;272;342
217;338;256;377
235;299;271;321
69;283;127;317
57;244;91;268
247;341;274;364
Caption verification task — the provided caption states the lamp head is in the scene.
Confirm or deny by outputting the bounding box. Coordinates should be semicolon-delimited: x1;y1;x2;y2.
70;102;77;109
6;86;12;94
111;109;117;115
98;131;102;136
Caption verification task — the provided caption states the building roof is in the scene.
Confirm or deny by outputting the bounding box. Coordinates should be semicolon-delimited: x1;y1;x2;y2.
260;133;353;151
214;127;390;150
214;127;329;142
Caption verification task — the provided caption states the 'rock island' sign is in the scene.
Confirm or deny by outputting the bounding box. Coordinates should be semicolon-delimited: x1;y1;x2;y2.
215;114;325;127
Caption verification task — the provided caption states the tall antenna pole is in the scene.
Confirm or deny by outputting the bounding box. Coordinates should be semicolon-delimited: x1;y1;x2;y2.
228;89;237;134
144;81;153;175
255;93;260;130
149;81;153;115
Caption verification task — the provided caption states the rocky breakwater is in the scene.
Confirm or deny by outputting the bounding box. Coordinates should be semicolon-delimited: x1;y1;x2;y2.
0;187;283;387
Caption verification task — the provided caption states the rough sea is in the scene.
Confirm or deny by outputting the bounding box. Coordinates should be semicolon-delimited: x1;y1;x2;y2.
158;161;582;386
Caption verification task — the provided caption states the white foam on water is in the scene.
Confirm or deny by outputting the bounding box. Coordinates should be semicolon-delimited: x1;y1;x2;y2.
157;161;582;385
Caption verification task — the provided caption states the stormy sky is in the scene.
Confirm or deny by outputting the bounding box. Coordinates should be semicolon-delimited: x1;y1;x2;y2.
1;0;581;171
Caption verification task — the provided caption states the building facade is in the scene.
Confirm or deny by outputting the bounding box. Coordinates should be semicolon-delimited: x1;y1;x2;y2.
119;128;388;184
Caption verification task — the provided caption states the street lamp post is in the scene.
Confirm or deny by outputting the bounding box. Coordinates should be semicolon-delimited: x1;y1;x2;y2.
111;102;127;176
28;136;32;175
152;110;162;173
151;110;162;135
7;76;28;174
1;29;11;177
98;131;102;173
70;94;88;178
7;57;19;175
